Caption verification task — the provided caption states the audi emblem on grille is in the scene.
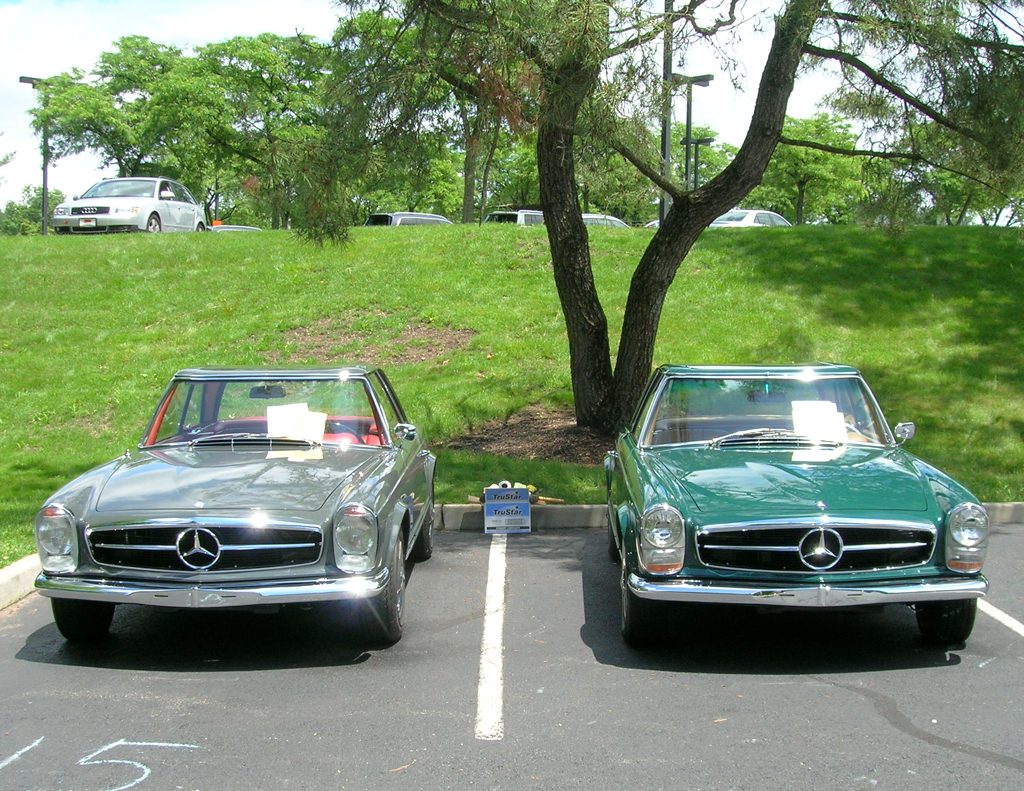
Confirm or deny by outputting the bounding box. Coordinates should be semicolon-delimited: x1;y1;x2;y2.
798;528;844;570
176;527;221;569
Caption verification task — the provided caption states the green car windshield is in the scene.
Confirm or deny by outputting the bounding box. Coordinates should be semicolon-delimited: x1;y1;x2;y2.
642;376;887;447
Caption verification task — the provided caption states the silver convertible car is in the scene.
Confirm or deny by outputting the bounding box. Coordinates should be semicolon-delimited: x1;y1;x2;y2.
34;367;435;644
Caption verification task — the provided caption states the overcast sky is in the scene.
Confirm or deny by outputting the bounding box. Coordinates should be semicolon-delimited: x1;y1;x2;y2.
0;0;836;207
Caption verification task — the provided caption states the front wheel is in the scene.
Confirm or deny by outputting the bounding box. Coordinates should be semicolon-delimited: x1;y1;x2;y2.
51;598;115;642
145;213;162;233
620;559;660;647
354;536;406;645
916;598;978;646
409;511;433;562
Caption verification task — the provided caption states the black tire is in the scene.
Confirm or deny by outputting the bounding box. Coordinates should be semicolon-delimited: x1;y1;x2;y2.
916;598;978;646
355;535;406;645
607;511;621;563
51;598;115;642
145;213;162;233
408;511;433;563
620;558;660;647
196;222;206;232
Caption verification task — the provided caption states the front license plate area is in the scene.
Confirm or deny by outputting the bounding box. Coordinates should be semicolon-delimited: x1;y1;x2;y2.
79;218;97;228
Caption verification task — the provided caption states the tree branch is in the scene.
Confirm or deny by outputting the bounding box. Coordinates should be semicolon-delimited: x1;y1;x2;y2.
803;43;986;143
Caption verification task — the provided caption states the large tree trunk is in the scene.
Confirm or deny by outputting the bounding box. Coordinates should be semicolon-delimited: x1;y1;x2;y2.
537;61;614;429
604;0;825;431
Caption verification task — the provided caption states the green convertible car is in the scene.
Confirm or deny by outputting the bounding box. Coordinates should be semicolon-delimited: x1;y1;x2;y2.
605;364;990;647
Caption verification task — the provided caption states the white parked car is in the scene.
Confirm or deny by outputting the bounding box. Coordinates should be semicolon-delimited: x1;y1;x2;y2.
364;212;452;226
52;177;206;234
582;213;630;228
484;209;545;225
709;209;792;228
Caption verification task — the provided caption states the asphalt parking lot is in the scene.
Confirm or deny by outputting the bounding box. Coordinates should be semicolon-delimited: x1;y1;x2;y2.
2;524;1023;791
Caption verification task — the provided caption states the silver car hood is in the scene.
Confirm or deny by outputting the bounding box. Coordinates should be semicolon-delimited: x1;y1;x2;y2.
94;446;382;514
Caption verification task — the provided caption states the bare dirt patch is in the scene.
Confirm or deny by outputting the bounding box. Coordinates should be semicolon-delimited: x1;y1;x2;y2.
441;406;612;466
261;316;474;365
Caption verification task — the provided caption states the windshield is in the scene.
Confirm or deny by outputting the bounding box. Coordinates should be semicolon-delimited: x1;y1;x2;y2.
144;377;385;447
642;376;887;447
81;180;158;199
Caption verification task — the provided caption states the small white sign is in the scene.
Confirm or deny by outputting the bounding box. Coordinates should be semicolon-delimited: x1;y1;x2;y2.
484;488;531;533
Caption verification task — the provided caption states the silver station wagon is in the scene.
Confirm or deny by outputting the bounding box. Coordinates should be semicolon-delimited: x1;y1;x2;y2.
34;366;435;645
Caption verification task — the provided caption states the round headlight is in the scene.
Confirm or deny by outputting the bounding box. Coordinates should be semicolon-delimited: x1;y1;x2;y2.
36;504;77;572
334;504;378;570
640;504;684;548
948;502;988;547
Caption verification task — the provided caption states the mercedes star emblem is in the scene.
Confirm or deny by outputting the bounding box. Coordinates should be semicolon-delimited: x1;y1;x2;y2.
798;527;844;571
176;527;222;570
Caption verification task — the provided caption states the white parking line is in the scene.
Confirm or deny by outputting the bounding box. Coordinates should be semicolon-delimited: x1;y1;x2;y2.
979;599;1024;638
475;534;507;741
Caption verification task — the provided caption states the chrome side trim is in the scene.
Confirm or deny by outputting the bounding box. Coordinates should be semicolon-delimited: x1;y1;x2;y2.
627;573;988;607
36;569;388;608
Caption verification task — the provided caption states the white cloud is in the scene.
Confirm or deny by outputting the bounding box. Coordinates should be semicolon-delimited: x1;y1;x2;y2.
0;0;340;204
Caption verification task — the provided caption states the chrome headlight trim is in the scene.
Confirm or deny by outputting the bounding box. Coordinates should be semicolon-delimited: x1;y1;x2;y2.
640;504;684;548
35;503;78;573
333;503;378;573
945;502;989;574
947;503;988;547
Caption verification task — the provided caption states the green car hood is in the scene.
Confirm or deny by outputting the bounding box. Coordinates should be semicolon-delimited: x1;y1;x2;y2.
645;445;930;519
94;447;380;513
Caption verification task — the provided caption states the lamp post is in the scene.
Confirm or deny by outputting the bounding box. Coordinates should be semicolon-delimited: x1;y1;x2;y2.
19;75;50;236
658;0;675;222
690;136;714;189
681;74;713;192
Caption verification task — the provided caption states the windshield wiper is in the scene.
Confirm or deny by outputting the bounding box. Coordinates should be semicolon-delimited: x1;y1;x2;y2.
709;428;841;450
189;433;321;449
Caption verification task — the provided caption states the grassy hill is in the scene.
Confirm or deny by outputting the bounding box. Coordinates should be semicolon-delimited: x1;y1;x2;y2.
2;224;1022;563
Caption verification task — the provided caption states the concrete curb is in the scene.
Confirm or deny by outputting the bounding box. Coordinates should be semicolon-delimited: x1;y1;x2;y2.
2;502;1019;611
0;554;41;611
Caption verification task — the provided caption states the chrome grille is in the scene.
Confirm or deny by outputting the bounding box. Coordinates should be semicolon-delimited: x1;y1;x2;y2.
71;206;109;215
696;520;935;573
87;523;322;572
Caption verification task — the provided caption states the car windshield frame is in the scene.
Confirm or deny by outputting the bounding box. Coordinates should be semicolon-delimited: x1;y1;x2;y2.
140;374;393;449
80;179;159;199
636;373;892;449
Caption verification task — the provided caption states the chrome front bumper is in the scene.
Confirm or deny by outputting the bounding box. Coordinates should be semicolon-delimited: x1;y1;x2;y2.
627;573;988;607
35;569;388;609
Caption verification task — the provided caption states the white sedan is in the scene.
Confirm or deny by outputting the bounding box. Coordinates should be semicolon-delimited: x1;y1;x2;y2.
52;177;206;234
709;209;792;228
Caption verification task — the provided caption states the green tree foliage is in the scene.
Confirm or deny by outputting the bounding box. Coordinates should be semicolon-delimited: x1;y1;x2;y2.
0;186;65;235
747;114;868;224
32;37;183;177
195;34;327;230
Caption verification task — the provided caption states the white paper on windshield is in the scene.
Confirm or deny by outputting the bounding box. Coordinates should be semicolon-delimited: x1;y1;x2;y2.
791;401;846;444
266;403;327;443
267;448;325;461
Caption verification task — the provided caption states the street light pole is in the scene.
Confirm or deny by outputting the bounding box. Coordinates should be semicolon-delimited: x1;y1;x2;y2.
19;75;50;236
681;74;713;192
659;0;674;222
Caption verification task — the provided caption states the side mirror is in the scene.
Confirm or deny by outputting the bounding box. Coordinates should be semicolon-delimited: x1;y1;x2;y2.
160;190;175;200
603;451;617;487
893;422;916;445
394;423;417;442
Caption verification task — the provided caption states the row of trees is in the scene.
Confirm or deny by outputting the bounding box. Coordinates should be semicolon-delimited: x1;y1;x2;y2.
7;1;1023;432
5;23;1021;236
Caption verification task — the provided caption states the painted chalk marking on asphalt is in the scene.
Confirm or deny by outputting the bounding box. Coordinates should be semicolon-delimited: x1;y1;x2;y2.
78;739;201;791
475;533;507;741
979;599;1024;639
0;737;44;771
